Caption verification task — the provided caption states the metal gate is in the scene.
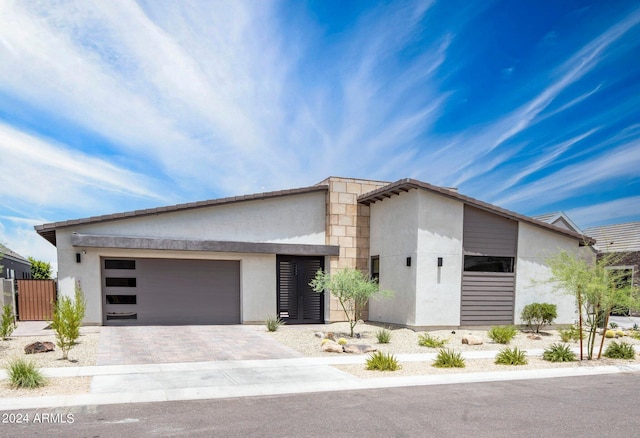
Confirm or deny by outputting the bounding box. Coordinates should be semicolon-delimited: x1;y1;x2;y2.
277;256;324;324
16;279;56;321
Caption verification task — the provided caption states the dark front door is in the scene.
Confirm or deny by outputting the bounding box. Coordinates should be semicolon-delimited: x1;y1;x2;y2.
277;256;324;324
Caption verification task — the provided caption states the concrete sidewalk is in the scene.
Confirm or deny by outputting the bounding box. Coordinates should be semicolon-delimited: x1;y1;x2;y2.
2;350;639;411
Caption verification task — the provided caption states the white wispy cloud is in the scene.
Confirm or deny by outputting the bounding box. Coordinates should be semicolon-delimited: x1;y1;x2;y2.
0;122;164;211
568;196;640;228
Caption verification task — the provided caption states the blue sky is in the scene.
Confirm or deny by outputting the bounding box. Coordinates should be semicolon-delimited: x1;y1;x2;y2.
1;0;639;269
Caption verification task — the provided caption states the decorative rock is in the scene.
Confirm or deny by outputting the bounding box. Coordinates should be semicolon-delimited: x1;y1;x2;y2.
461;335;483;345
343;344;377;354
324;332;336;341
314;332;324;338
527;334;542;340
24;341;55;354
321;340;343;353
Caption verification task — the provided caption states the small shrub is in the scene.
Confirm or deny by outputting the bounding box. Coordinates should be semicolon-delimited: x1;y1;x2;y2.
543;343;577;362
365;352;401;371
603;341;636;359
487;326;518;344
6;358;47;389
495;347;528;366
616;330;625;337
51;287;86;360
1;304;16;340
559;324;580;343
418;332;447;348
633;323;639;331
630;331;640;341
521;303;557;333
265;314;283;332
375;328;392;344
432;349;465;368
605;329;615;338
609;322;618;329
321;338;332;346
337;338;348;346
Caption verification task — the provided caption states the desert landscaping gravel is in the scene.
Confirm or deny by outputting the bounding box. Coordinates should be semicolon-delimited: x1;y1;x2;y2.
268;321;640;377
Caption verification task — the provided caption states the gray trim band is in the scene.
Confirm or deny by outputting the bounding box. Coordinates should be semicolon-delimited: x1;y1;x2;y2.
71;234;340;256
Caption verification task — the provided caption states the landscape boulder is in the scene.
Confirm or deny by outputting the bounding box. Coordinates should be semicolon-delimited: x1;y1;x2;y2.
461;335;483;345
321;340;344;353
24;341;56;354
343;344;377;354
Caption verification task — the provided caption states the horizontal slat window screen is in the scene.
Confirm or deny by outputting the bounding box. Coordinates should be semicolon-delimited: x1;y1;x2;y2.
463;206;517;257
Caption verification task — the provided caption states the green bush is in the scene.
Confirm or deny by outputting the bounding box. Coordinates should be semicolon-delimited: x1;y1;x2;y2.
51;287;86;360
609;322;618;329
432;349;465;368
487;326;518;344
1;304;16;340
418;333;447;348
521;303;557;333
365;352;401;371
603;341;636;359
6;358;47;389
495;347;528;365
542;343;577;362
558;325;580;343
375;328;392;344
265;314;283;332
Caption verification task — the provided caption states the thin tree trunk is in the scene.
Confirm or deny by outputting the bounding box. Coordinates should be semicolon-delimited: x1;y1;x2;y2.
578;287;583;360
597;310;611;359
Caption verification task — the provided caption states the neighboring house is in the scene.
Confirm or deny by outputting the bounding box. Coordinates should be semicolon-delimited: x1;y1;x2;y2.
0;243;31;280
35;177;593;328
533;212;584;234
584;222;640;291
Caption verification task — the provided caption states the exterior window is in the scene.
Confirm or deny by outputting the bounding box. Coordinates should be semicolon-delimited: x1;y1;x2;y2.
371;256;380;281
105;277;137;287
106;313;137;320
464;256;514;273
106;295;137;305
105;259;136;270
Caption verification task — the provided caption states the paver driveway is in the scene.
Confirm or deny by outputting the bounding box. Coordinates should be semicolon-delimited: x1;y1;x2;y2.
96;325;302;366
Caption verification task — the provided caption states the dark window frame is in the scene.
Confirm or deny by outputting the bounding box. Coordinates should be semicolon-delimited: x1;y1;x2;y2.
104;259;136;270
105;277;137;287
464;255;514;273
371;256;380;281
106;295;137;305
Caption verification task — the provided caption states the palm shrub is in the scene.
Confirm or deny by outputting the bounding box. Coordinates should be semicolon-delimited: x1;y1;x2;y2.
495;347;528;365
6;358;47;389
418;333;447;348
265;314;283;332
603;341;636;359
375;328;392;344
365;352;401;371
1;304;16;340
487;326;518;344
542;343;577;362
521;303;557;333
51;286;86;360
432;349;465;368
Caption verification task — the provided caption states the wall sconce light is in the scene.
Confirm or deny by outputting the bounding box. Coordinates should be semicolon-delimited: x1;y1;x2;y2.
406;256;411;267
76;253;81;263
437;257;443;267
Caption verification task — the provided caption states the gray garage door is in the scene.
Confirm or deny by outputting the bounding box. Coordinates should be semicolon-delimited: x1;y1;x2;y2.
102;258;240;325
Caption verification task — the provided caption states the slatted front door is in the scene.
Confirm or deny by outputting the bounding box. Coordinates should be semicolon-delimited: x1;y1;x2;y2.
277;256;324;324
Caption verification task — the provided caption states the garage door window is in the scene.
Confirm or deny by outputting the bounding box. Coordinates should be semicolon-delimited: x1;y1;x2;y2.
105;277;137;287
105;259;136;270
106;295;137;305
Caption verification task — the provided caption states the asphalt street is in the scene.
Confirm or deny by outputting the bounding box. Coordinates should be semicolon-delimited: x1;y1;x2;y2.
3;373;640;437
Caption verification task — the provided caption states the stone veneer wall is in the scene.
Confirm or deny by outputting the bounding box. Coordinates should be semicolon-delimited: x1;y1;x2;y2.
317;177;389;322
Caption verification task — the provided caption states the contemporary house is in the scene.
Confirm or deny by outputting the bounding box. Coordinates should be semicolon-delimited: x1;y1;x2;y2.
0;243;31;280
35;177;593;328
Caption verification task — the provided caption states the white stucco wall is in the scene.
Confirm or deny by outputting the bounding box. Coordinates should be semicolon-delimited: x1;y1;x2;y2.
415;191;464;327
54;192;325;324
515;223;580;325
70;191;327;244
368;191;418;326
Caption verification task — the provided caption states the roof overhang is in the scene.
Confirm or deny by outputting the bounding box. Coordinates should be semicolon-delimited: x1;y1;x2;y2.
71;233;340;257
358;178;596;246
